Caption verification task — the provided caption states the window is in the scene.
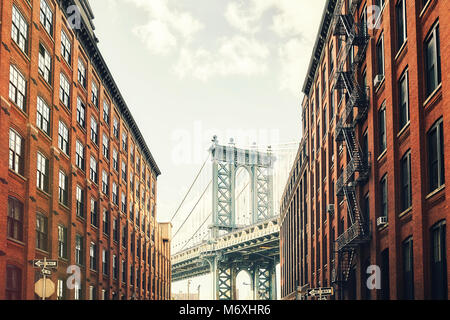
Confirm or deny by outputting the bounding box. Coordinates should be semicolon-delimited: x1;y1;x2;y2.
102;249;109;276
102;134;109;159
91;198;99;227
58;225;67;259
398;70;409;129
103;101;110;125
77;59;86;88
427;118;445;192
36;97;50;134
36;213;48;251
121;260;126;283
76;98;86;128
58;121;69;154
330;90;334;122
112;149;118;171
90;117;98;144
395;0;407;51
431;220;447;299
102;170;109;195
11;5;28;54
90;242;97;270
60;74;70;108
113;255;118;280
379;105;387;154
37;152;49;192
75;234;84;265
58;170;68;205
400;151;412;212
424;23;441;97
121;192;127;213
39;0;53;36
89;286;95;300
76;186;85;218
122;161;127;181
57;279;66;300
38;44;51;83
113;117;119;138
112;182;118;205
103;210;110;236
9;129;24;175
122;132;128;151
130;265;134;285
76;140;85;170
376;34;385;77
402;237;414;300
74;282;82;300
61;30;71;64
91;81;98;107
322;66;327;94
8;197;23;241
379;175;388;219
113;218;119;242
6;265;22;300
90;156;98;183
9;65;26;111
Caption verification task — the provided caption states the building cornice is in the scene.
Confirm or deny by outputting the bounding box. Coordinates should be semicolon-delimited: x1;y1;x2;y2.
301;0;338;96
59;0;161;177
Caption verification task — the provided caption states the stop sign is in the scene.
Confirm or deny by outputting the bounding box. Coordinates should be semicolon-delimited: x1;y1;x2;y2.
35;278;55;299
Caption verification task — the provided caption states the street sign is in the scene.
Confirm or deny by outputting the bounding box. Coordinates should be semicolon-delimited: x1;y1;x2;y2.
307;287;334;297
34;278;55;299
33;259;58;269
41;268;52;276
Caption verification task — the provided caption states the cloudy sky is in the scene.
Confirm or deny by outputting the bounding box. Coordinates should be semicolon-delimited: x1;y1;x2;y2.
91;0;326;299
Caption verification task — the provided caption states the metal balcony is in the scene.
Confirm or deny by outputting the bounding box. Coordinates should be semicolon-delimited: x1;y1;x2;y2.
335;221;370;252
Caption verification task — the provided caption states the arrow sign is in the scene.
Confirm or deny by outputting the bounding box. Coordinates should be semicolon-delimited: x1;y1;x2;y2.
307;287;334;297
41;268;52;276
33;259;58;269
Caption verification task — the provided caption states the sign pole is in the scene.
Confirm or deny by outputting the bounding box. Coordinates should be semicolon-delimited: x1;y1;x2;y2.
42;257;47;301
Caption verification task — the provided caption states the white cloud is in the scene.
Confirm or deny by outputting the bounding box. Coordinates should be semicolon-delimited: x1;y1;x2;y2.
224;0;325;38
119;0;203;55
174;36;269;81
278;38;312;96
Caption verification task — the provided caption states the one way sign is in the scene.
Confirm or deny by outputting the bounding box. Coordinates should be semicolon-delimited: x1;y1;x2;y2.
33;259;58;269
307;287;334;297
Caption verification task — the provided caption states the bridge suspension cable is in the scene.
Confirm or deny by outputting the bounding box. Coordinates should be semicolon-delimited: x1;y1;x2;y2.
172;179;212;239
170;154;210;223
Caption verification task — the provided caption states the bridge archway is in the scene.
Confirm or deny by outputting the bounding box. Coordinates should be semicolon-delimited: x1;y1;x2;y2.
235;166;252;227
236;269;253;300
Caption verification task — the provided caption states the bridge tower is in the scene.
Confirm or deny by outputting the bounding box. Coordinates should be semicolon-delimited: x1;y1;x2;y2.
207;136;277;300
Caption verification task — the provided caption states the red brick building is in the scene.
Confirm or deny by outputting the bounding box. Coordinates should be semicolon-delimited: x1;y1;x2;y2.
280;0;449;300
0;0;171;300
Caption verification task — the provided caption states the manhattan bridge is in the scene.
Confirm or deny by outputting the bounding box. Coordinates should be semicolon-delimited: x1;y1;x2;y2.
171;136;297;300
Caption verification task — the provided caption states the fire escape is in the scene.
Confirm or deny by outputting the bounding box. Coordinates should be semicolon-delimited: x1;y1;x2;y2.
331;3;371;290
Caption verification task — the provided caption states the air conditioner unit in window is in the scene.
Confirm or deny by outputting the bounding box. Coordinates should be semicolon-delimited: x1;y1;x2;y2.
327;204;335;214
373;74;384;88
376;216;388;227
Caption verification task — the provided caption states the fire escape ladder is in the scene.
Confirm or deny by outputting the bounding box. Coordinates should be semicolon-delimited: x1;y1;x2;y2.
332;0;372;292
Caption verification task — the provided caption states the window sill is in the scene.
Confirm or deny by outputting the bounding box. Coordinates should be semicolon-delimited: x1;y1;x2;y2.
377;222;389;232
394;40;408;62
398;207;412;219
426;184;445;200
423;83;442;108
419;0;435;18
8;169;27;182
397;121;410;139
10;40;31;63
7;237;25;247
377;149;387;163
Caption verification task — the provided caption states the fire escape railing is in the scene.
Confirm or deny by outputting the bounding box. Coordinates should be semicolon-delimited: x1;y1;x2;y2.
331;1;371;286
